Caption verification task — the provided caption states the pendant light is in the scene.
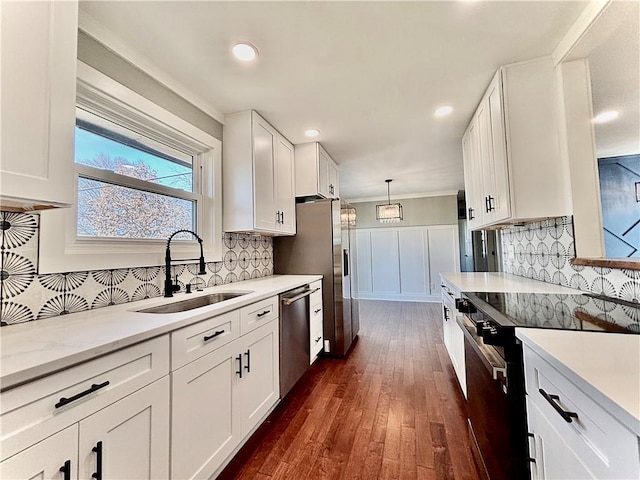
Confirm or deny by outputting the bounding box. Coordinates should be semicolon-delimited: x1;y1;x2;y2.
376;179;403;224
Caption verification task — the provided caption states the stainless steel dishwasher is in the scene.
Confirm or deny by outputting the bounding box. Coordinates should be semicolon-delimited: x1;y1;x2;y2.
279;285;318;398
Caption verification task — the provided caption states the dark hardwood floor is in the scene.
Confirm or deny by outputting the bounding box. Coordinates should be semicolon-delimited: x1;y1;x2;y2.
218;300;481;480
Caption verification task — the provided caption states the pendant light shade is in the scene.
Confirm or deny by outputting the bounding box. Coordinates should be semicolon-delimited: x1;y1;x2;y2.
376;179;403;224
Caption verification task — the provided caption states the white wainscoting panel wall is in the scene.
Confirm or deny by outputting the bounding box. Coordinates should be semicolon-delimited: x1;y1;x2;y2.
355;225;460;302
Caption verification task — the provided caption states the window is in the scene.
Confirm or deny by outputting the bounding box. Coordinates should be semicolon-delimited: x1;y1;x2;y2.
74;108;198;240
38;62;222;273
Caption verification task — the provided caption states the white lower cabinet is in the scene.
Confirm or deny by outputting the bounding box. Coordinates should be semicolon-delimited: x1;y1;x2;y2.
171;318;279;480
0;425;78;480
523;343;640;480
1;295;286;480
237;322;279;436
78;377;170;480
527;397;595;480
440;277;466;397
171;341;241;480
309;281;324;363
0;337;171;480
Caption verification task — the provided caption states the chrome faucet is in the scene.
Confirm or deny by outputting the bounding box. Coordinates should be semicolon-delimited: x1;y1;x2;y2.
165;229;207;297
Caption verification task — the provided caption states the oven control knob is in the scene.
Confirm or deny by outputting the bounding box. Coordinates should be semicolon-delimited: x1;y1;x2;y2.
455;298;476;314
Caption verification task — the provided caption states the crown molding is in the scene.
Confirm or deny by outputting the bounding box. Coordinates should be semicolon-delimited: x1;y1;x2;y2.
345;190;459;204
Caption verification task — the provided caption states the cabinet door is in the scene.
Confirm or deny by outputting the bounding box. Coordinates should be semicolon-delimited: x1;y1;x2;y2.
237;321;279;436
527;398;596;480
328;158;339;199
0;425;78;480
0;0;77;209
317;145;331;198
171;342;241;480
275;136;296;234
253;116;277;231
450;316;467;397
486;73;511;223
78;377;170;480
476;98;495;224
442;300;453;354
310;297;324;362
462;123;484;229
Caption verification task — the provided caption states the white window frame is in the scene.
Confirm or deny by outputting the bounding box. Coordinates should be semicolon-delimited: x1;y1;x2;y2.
39;61;222;273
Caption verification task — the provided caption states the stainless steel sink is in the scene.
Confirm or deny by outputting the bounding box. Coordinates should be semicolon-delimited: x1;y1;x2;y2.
137;292;251;314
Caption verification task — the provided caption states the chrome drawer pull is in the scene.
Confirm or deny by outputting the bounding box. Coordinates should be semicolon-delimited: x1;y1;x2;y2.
55;381;110;409
539;388;578;423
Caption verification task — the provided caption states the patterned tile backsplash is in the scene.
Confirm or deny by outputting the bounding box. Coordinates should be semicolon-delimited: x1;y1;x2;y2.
0;211;273;326
500;216;640;303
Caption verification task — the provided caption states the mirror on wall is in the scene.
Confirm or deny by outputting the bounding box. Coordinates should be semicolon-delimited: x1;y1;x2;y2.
564;1;639;259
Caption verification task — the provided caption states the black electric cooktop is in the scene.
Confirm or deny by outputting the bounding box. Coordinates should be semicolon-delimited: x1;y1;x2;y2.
462;291;640;334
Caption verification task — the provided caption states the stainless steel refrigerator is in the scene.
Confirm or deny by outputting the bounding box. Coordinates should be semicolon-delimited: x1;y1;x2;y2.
274;199;360;357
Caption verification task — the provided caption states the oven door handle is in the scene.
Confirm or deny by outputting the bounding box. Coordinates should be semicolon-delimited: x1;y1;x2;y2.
492;364;507;381
458;316;507;385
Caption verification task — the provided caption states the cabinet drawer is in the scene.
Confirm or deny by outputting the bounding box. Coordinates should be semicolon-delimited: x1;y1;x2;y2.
171;310;240;370
1;335;169;460
524;346;640;479
310;327;323;361
240;296;278;335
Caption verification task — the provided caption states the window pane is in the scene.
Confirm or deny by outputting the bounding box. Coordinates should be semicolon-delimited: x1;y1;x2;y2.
75;127;193;192
78;177;194;240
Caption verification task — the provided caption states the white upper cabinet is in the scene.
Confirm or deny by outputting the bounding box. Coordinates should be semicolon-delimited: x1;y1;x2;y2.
462;57;572;230
0;0;78;211
223;110;296;235
294;142;340;199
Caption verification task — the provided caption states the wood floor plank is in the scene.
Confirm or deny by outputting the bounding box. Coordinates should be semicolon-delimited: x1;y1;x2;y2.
218;300;480;480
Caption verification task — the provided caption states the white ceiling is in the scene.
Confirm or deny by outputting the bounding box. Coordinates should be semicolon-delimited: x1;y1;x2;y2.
79;0;588;200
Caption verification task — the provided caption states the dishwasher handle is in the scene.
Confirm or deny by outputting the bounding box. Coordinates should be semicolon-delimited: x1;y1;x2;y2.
281;287;320;306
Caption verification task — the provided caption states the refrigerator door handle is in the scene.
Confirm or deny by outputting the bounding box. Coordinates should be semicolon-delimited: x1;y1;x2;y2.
343;249;349;276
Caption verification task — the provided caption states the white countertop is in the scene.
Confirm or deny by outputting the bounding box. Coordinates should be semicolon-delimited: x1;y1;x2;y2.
516;329;640;436
441;272;582;294
0;275;321;390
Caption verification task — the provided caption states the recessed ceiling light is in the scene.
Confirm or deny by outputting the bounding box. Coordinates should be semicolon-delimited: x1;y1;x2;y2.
305;129;320;138
434;106;454;118
592;110;619;124
232;43;258;62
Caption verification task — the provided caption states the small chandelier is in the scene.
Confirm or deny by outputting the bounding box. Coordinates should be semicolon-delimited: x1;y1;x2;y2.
376;179;403;224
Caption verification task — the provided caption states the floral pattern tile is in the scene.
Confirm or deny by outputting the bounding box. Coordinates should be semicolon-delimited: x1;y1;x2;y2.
0;211;274;326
